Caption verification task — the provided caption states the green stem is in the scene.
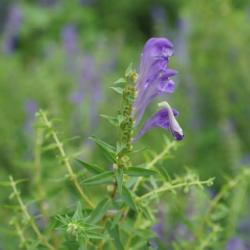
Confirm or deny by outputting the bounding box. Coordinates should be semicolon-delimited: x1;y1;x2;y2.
139;179;213;201
40;111;94;208
121;141;176;221
194;170;250;242
9;176;55;250
13;221;29;249
33;126;48;219
133;141;176;192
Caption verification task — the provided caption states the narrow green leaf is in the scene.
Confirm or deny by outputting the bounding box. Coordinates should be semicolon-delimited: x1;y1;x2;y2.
72;202;83;220
110;211;123;230
122;185;137;211
125;63;133;77
89;136;116;162
110;86;124;95
140;204;155;222
157;165;171;181
82;171;113;185
125;167;157;177
86;198;111;224
115;168;123;194
114;77;126;84
42;143;58;152
100;114;119;127
107;222;124;250
76;159;103;174
211;204;229;221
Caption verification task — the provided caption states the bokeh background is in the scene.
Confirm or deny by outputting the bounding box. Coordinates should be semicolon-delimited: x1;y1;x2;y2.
0;0;250;249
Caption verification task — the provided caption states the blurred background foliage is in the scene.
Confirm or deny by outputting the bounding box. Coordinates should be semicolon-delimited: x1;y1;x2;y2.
0;0;250;248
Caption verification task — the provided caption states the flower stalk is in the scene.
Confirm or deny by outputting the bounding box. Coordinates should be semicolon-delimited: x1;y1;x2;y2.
116;71;136;169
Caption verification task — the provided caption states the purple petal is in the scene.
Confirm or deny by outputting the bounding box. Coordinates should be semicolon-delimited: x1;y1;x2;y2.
133;37;177;124
158;79;176;93
134;107;183;141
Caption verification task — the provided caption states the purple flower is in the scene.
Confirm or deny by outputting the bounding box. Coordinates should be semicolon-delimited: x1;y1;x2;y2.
226;238;246;250
133;37;177;125
61;25;78;57
70;91;84;105
2;5;22;54
134;102;183;141
133;37;183;141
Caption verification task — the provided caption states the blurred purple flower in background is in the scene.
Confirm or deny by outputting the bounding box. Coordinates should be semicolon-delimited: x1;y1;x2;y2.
133;37;183;141
79;55;102;129
24;100;38;135
151;5;168;35
2;4;22;54
61;33;102;133
175;19;188;65
151;206;166;242
23;100;38;158
226;237;247;250
175;18;201;131
61;24;78;60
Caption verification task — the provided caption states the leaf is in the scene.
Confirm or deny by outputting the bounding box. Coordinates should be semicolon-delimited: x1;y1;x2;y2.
110;86;124;95
125;167;157;177
76;159;103;174
89;136;116;162
125;63;133;77
110;211;123;230
100;114;119;127
114;77;126;84
211;204;229;221
122;185;137;211
72;202;83;220
42;143;58;152
86;198;111;224
107;222;124;250
82;171;113;185
140;204;155;222
156;165;171;181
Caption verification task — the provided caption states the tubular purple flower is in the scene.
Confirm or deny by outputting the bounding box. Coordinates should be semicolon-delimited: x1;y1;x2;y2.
133;37;177;125
134;102;183;141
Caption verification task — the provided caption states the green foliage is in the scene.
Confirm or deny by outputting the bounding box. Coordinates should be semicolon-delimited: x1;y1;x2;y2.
1;1;250;249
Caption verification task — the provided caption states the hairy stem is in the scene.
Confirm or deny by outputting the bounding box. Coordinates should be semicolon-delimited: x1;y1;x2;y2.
9;176;55;250
39;111;94;208
140;179;213;201
13;221;29;249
